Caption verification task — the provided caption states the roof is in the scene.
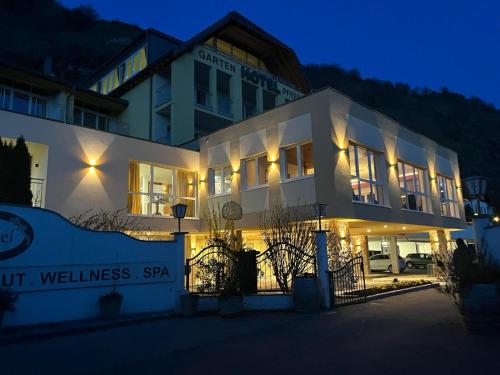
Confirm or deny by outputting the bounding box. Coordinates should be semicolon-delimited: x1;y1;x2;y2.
0;62;128;113
82;28;182;87
107;11;310;97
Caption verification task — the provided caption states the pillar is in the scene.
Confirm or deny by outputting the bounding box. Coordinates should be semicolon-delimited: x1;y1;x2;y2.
429;229;448;256
352;235;371;276
172;232;187;313
389;236;400;274
209;66;218;111
315;230;331;309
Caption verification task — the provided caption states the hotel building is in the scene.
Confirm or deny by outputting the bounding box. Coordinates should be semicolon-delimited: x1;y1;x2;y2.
0;12;465;273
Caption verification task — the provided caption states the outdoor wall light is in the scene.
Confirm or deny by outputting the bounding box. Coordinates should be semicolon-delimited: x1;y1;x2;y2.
366;228;371;233
402;226;407;230
171;203;188;233
383;225;388;229
312;202;328;231
494;216;499;223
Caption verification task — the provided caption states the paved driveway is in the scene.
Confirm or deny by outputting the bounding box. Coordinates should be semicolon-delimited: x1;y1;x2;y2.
1;289;499;374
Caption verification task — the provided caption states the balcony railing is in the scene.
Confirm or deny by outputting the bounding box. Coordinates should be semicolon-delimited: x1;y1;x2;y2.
195;86;211;108
30;178;44;207
155;83;172;107
108;120;130;136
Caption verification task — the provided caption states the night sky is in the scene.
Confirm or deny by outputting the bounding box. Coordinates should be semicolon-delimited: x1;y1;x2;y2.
60;0;500;107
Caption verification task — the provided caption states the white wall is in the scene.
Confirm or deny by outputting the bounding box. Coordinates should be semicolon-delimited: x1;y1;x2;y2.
0;204;186;327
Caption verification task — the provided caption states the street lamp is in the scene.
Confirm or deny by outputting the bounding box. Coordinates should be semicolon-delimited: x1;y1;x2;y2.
312;202;328;231
171;203;187;233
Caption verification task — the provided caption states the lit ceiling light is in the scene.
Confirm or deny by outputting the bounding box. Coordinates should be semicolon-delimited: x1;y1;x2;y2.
402;226;407;230
367;228;371;233
383;225;388;229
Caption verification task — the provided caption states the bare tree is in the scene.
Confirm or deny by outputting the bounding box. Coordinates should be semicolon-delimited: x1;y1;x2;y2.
259;202;316;293
327;221;352;270
69;208;160;240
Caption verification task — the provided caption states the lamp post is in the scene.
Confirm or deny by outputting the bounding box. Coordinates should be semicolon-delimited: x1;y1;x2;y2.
312;202;328;231
171;203;188;233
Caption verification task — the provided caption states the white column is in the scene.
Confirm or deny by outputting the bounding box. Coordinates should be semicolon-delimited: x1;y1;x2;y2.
172;232;187;312
315;230;331;309
209;67;218;112
389;236;400;274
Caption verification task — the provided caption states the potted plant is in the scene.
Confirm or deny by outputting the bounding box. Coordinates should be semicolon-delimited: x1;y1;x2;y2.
98;290;123;320
435;239;500;334
0;289;18;328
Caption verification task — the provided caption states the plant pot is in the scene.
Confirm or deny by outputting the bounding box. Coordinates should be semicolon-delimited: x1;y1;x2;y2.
459;283;500;334
293;276;321;313
218;295;243;317
98;293;123;320
180;294;199;317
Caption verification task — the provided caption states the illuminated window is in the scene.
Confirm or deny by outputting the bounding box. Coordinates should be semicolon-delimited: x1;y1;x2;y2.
128;161;197;218
349;143;384;205
281;142;314;180
242;154;268;189
208;165;232;196
216;39;232;55
398;161;430;212
437;175;459;217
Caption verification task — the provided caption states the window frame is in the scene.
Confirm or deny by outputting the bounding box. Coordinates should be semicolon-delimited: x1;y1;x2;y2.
208;164;232;197
398;160;431;213
280;141;314;182
349;142;384;206
437;174;460;218
73;105;109;131
127;161;198;219
0;85;47;118
241;153;269;190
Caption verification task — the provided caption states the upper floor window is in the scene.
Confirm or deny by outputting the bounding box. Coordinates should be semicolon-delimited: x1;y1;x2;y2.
127;161;197;218
398;161;430;213
437;175;460;218
205;37;268;72
208;165;232;196
0;86;47;118
281;142;314;181
242;154;268;189
349;143;384;205
73;103;109;131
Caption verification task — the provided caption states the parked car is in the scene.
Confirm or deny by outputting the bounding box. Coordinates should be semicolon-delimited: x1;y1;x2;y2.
369;254;406;272
405;253;433;269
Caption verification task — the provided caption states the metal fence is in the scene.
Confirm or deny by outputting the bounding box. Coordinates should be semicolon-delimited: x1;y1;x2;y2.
328;256;367;307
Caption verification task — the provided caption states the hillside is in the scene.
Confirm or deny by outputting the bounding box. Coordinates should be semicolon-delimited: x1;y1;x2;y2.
1;0;499;208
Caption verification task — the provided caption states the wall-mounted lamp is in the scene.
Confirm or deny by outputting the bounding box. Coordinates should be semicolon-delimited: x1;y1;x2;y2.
88;159;97;172
231;170;240;176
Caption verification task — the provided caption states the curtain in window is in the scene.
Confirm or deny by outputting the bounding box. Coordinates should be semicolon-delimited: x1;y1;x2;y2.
127;161;141;214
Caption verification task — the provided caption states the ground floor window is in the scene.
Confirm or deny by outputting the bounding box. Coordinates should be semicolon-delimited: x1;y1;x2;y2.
128;161;197;218
437;175;460;217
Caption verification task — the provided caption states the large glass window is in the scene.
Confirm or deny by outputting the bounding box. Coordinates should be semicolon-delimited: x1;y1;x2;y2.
73;104;109;131
0;86;47;119
349;143;384;205
208;165;232;196
242;154;268;189
128;161;197;218
398;161;430;212
437;175;460;217
281;142;314;180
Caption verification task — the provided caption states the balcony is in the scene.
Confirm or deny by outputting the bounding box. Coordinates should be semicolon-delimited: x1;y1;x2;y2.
30;178;44;207
155;83;171;107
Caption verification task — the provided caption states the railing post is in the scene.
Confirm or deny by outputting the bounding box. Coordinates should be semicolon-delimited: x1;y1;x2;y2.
314;230;331;309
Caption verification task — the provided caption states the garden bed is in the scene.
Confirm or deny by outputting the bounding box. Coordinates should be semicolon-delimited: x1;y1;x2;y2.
345;280;433;298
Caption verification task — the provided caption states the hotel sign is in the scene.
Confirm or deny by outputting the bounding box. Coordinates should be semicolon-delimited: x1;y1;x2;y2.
241;66;280;94
197;48;236;73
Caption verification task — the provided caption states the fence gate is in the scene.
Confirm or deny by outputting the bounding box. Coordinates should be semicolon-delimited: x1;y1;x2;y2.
328;256;367;307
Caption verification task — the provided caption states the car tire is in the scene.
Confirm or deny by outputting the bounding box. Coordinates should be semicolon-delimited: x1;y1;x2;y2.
406;262;414;269
388;264;393;273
